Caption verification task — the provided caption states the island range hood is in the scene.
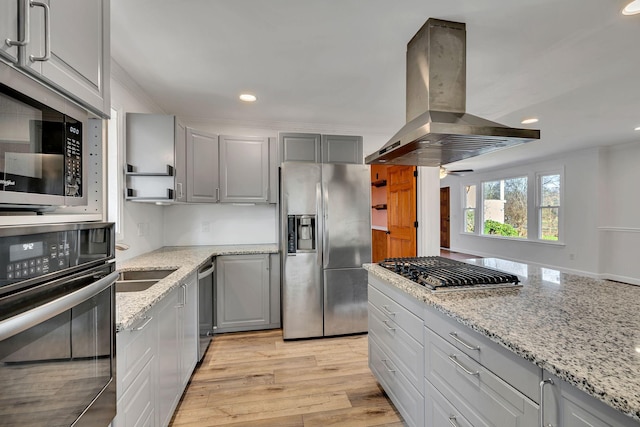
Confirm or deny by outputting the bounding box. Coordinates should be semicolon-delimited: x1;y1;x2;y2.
365;18;540;166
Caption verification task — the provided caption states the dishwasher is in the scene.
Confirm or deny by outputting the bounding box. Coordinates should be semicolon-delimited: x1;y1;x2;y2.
197;259;216;362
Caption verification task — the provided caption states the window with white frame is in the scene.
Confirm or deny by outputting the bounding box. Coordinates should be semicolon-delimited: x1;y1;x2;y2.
107;107;123;238
538;173;561;241
481;176;528;238
463;184;476;233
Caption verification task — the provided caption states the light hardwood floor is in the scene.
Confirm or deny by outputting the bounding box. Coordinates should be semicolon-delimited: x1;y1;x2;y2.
170;329;405;427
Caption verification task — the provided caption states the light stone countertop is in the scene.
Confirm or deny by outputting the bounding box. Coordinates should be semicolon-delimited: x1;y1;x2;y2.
116;244;278;331
364;258;640;422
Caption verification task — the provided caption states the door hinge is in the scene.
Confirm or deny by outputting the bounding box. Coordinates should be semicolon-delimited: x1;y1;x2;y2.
413;170;418;177
414;221;419;228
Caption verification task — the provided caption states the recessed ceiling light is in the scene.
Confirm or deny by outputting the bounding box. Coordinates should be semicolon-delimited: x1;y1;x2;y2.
622;0;640;15
239;93;257;102
521;118;539;125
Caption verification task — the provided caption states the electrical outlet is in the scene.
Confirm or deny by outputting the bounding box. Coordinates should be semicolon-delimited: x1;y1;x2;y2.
201;221;210;232
137;223;147;237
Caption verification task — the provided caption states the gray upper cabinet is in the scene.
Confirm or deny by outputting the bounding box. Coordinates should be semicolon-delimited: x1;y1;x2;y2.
10;0;110;117
321;135;363;164
0;1;19;63
219;135;269;203
279;132;363;164
279;132;321;163
186;128;219;203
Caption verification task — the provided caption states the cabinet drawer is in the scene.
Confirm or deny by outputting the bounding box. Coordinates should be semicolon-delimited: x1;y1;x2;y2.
368;283;422;342
425;327;539;427
425;379;473;427
424;305;541;403
117;314;156;394
369;337;424;427
369;302;423;391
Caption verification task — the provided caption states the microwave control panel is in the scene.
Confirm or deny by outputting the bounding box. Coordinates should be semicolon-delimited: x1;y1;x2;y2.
65;119;82;197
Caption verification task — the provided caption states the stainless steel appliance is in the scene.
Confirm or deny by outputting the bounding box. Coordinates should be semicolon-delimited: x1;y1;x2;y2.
378;256;521;292
197;258;216;362
281;162;371;339
0;222;118;427
0;81;86;210
365;18;540;166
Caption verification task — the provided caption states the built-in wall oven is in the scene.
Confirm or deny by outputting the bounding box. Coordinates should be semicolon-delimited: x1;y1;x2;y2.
0;77;87;210
0;222;117;427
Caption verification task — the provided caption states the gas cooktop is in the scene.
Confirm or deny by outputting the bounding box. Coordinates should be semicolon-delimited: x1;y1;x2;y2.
378;256;521;293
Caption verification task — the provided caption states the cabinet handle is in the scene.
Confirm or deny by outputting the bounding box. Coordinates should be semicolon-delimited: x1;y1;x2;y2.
215;188;219;202
540;378;554;427
131;316;153;331
381;358;395;373
448;354;479;376
182;284;187;306
6;0;30;47
29;0;50;62
381;305;396;316
177;182;183;199
382;319;396;332
449;332;480;351
448;416;460;427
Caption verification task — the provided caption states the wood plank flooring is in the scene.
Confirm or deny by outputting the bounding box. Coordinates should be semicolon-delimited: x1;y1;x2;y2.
170;330;405;427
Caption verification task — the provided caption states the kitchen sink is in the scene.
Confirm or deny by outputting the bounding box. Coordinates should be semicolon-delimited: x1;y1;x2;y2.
115;268;178;293
115;280;159;293
118;268;177;281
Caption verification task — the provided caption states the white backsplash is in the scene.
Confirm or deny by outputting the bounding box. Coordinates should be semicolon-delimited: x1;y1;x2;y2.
162;203;278;246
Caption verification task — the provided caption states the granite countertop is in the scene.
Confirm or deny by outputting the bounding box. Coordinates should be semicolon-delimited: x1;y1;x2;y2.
364;258;640;422
116;244;277;331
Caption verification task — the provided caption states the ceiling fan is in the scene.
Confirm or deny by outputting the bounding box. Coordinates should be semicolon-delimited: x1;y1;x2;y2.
439;167;474;179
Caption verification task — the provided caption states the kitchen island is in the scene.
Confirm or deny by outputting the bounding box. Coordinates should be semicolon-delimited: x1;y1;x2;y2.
365;258;640;426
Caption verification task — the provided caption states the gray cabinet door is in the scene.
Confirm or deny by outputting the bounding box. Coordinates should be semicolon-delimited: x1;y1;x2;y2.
279;132;321;163
0;0;19;63
179;274;198;389
219;135;269;203
174;120;187;202
186;128;219;203
22;0;110;116
155;288;180;427
216;254;270;332
321;135;363;164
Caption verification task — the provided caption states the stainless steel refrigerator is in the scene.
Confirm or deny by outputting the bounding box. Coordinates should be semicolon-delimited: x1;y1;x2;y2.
281;162;372;339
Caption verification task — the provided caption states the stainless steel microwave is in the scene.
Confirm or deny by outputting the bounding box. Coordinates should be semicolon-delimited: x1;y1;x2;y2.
0;77;88;210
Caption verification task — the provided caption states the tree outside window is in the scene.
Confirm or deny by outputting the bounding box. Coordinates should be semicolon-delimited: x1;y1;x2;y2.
482;177;527;238
539;174;560;240
463;185;476;233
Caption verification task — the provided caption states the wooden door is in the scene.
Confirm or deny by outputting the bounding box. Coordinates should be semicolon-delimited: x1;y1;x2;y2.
387;166;417;257
440;187;450;248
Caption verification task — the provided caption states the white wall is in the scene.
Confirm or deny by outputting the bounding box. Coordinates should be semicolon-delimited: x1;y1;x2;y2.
442;148;601;276
598;142;640;284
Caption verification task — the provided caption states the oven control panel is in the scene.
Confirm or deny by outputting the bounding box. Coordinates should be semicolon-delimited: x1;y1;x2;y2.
2;232;73;285
65;119;83;198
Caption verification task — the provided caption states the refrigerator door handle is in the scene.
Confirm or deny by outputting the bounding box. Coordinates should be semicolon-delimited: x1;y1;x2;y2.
316;182;322;266
323;182;329;268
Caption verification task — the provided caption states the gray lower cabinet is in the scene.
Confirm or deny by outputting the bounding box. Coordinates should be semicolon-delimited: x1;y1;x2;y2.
541;370;639;427
6;0;110;116
279;132;363;164
368;276;425;427
216;254;280;333
219;135;269;203
114;273;198;427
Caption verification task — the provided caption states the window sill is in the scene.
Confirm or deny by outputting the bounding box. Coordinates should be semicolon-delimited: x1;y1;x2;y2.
461;232;565;247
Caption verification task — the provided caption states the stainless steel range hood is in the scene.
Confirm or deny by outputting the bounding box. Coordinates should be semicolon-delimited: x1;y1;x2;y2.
365;18;540;166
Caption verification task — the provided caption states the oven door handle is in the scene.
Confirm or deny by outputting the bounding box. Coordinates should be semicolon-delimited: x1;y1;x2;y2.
0;270;119;341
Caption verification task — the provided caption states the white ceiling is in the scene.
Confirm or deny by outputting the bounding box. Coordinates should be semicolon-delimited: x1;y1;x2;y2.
111;0;640;171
